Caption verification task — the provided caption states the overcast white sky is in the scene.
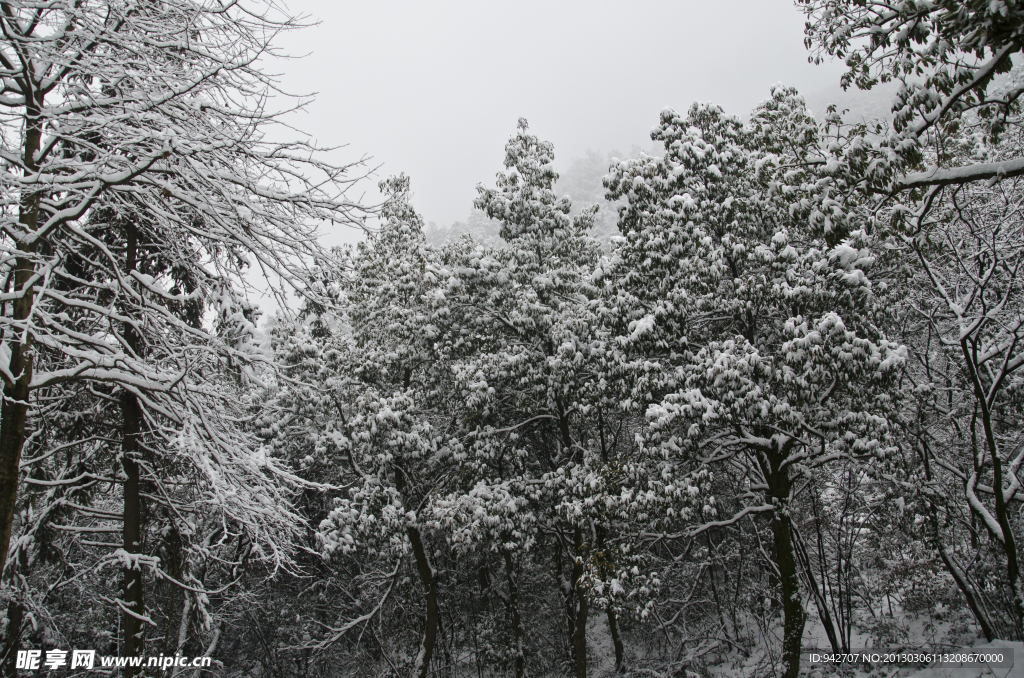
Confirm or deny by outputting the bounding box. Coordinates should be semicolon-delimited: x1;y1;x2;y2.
270;0;850;232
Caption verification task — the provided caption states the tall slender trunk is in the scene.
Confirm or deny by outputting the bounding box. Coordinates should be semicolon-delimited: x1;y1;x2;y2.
992;454;1023;636
791;522;843;653
938;545;996;640
572;526;587;678
595;412;623;672
190;620;222;678
1;600;23;678
2;511;34;678
473;559;489;678
594;522;623;673
169;595;192;678
502;548;524;678
393;447;438;678
962;337;1024;637
705;534;733;643
553;404;586;677
121;394;144;673
606;608;623;673
0;96;44;580
769;468;804;678
121;222;145;675
554;539;574;667
918;438;996;640
407;526;438;678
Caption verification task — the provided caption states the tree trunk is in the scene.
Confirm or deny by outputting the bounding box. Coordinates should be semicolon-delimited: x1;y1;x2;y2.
169;595;192;678
0;368;30;590
502;548;524;678
121;397;144;675
705;533;733;643
121;222;145;676
919;438;997;641
572;526;587;678
1;600;22;678
407;526;438;678
554;540;574;668
769;470;805;678
190;620;222;678
992;455;1024;637
392;446;438;678
0;96;44;580
607;607;624;672
594;517;623;673
773;513;804;678
937;545;996;641
962;338;1024;637
791;523;843;653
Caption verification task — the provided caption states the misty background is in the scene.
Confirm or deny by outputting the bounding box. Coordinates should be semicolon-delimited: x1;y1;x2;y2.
268;0;893;249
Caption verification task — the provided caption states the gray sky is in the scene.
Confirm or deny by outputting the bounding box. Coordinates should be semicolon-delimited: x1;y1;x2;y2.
272;0;849;230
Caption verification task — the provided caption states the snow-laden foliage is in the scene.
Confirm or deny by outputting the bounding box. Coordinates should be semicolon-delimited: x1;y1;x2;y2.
602;86;905;678
9;4;1024;678
0;2;367;675
801;0;1024;191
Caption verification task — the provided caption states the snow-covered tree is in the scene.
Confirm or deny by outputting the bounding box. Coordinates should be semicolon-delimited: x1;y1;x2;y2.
0;1;364;671
604;87;905;678
432;119;625;678
800;0;1024;192
796;0;1024;650
890;118;1024;639
298;176;457;678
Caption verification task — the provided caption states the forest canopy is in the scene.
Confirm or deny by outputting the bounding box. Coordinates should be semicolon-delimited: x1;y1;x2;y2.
1;2;1024;678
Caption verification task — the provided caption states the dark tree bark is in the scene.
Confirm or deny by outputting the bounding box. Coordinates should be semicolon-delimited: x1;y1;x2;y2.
792;524;844;653
121;429;144;674
553;403;588;678
989;448;1023;636
959;334;1024;638
121;222;145;676
918;438;997;641
0;96;43;580
768;462;805;678
393;441;438;678
477;559;491;612
554;538;575;667
502;548;524;678
572;526;588;678
407;526;438;678
705;533;733;644
607;607;624;673
595;409;624;672
1;600;23;678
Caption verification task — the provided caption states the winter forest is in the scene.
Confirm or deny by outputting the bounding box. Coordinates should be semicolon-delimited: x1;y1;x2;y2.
3;1;1024;677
